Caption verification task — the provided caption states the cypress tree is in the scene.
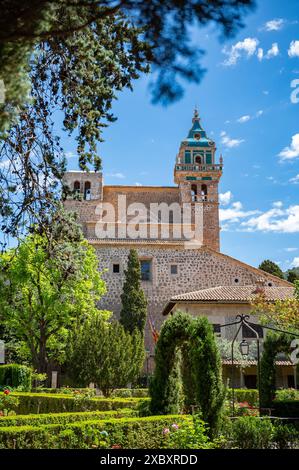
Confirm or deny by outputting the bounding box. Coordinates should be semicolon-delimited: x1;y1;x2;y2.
120;249;147;335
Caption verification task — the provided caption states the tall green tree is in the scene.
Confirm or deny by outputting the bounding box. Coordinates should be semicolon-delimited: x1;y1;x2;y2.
120;249;147;335
258;259;284;279
0;208;108;373
287;268;299;284
67;312;145;396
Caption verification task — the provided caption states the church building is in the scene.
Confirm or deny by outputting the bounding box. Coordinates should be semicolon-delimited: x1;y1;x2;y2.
63;109;293;381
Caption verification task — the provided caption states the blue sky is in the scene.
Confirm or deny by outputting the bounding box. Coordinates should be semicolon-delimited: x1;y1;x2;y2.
66;0;299;272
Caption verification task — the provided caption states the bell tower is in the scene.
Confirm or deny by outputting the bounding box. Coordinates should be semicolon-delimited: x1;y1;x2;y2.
174;109;223;251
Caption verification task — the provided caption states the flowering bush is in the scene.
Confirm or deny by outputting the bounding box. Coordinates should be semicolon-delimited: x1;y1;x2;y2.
163;415;215;449
0;390;19;416
235;401;259;417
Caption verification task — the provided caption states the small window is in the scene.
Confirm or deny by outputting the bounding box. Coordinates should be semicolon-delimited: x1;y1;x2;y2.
74;181;80;193
113;264;120;273
242;324;264;339
84;181;91;200
140;260;151;281
171;265;178;275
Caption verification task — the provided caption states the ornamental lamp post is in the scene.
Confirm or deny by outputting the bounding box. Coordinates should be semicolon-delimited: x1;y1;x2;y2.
239;339;249;357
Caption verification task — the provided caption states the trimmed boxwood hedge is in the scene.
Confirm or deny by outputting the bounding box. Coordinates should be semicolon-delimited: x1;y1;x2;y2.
12;393;147;414
31;388;149;398
0;415;188;449
273;400;299;418
0;364;32;391
0;409;136;427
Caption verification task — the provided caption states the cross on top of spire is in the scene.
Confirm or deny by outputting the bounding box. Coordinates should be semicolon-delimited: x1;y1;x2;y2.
193;107;200;123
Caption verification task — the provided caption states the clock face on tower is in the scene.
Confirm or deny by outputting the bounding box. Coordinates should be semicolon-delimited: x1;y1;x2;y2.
194;133;200;140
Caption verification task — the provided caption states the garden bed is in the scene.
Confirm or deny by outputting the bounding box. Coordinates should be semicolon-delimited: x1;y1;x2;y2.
0;415;188;449
11;392;148;414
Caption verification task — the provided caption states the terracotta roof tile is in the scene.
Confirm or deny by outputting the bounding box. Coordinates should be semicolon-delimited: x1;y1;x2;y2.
170;285;295;302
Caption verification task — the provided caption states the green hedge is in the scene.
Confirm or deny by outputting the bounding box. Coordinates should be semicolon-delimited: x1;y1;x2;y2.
227;389;259;406
12;393;147;414
0;409;136;427
31;388;149;398
273;400;299;418
110;389;149;398
0;415;188;449
0;365;32;391
31;388;95;395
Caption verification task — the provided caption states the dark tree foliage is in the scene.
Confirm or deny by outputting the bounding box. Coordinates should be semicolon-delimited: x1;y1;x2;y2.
150;311;225;436
287;268;299;284
0;13;150;247
120;249;148;335
0;1;255;118
260;332;293;409
258;259;285;280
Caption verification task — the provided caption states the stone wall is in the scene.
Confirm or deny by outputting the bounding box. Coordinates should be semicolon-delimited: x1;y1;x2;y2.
94;242;288;353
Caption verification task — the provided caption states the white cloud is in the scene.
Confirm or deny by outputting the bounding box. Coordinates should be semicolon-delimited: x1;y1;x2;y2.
258;43;279;61
285;247;298;252
291;257;299;267
220;131;244;148
242;204;299;233
219;191;233;206
257;48;264;61
263;18;285;31
288;40;299;58
222;37;259;66
220;200;299;234
219;201;260;223
266;43;279;58
106;172;126;179
237;115;250;123
290;174;299;184
237;110;263;124
278;133;299;160
134;182;142;186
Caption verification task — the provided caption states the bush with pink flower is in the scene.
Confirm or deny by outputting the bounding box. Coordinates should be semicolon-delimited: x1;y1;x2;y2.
0;389;19;416
162;416;215;449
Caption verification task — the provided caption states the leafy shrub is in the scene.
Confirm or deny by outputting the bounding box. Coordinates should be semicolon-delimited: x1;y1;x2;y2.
164;415;215;449
275;389;299;401
12;392;148;414
0;364;32;391
229;416;274;449
0;409;135;427
0;390;19;416
273;422;299;449
0;415;188;449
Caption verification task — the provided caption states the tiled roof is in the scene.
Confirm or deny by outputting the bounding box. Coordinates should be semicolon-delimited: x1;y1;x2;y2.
222;360;293;366
170;285;295;302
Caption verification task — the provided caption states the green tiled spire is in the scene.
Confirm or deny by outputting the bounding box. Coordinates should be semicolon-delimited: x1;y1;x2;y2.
182;108;214;147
